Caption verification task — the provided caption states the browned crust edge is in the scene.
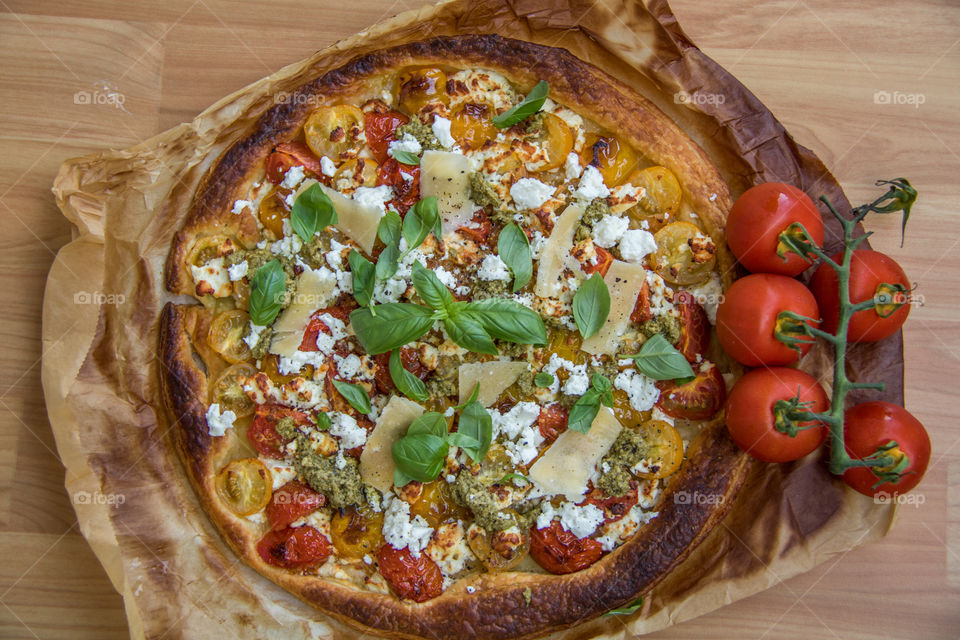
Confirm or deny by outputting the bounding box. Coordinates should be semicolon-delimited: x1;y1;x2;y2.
159;34;748;640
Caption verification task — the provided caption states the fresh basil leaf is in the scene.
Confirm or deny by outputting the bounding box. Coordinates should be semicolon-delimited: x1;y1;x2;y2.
573;272;611;339
390;349;429;402
498;223;532;292
402;196;440;255
605;597;643;617
331;380;371;415
624;333;695;381
568;393;601;433
376;242;400;281
497;472;530;487
389;148;421;165
455;383;480;410
348;250;375;308
461;298;547;345
534;372;554;388
313;412;331;430
248;260;287;326
592;373;612;394
412;261;454;312
443;313;498;355
391;432;448;482
378;210;402;246
492;80;549;128
394;467;416;487
452;400;492;463
291;182;337;243
349;303;435;355
407;412;448;438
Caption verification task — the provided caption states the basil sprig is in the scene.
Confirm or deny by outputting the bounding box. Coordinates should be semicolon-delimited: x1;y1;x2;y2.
389;148;420;165
412;262;454;310
622;334;695;381
389;348;428;402
248;260;287;325
461;298;547;346
498;223;532;292
604;597;644;617
401;196;441;258
573;272;611;339
313;412;331;430
331;380;371;415
568;374;614;433
534;372;554;387
392;411;449;486
448;400;493;463
348;250;375;308
291;182;337;242
349;303;436;355
492;80;549;128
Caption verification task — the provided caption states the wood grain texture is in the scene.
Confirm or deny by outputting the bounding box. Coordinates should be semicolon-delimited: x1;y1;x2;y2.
2;0;957;638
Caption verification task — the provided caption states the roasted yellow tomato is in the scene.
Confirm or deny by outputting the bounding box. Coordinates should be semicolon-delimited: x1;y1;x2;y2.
651;221;717;285
531;113;573;172
261;353;313;385
579;134;639;186
210;363;257;418
215;458;272;516
409;481;466;529
258;187;291;239
398;67;449;115
207;310;254;364
329;505;384;560
450;103;498;150
333;157;379;188
632;419;684;479
611;388;650;429
627;166;682;218
467;520;530;571
186;235;235;268
304;104;364;159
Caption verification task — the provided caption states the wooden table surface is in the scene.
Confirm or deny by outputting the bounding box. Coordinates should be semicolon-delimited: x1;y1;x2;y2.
1;1;957;638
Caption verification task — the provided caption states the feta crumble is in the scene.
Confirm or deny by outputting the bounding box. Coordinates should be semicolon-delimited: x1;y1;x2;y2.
205;403;236;437
619;228;657;264
432;116;456;149
592;215;629;248
510;178;555;210
477;254;511;281
574;165;610;202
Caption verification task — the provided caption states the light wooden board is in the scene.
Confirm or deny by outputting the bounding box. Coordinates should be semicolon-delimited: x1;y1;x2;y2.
0;0;957;637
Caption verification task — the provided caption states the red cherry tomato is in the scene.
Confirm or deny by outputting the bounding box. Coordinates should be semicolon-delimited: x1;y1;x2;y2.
265;480;327;531
716;273;820;366
265;142;324;183
299;306;354;352
579;483;638;524
247;404;311;458
726;182;824;276
529;520;603;574
376;158;420;215
458;210;493;244
656;362;726;421
537;403;569;443
808;250;911;343
579;245;614;278
373;347;431;394
725;367;829;462
257;526;332;568
376;544;444;602
841;401;930;497
364;109;409;164
673;290;710;363
630;280;653;324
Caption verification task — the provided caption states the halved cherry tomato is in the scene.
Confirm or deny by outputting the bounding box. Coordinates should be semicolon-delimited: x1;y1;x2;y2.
841;401;930;497
725;367;829;463
333;157;379;188
450;102;497;150
458;210;492;244
630;280;653;324
300;306;354;352
376;158;421;215
533;113;574;171
265;142;323;183
656;363;725;421
468;524;529;571
627;166;682;218
266;479;326;531
364;107;409;164
330;505;384;559
673;290;710;363
258;187;291;239
247;404;310;458
210;363;256;418
651;221;717;286
187;235;235;268
579;134;639;186
257;526;332;569
538;403;569;443
726;182;824;276
207;310;253;364
398;68;449;115
409;481;465;529
377;544;444;602
580;483;639;523
808;249;911;343
580;245;614;277
304;104;364;159
215;458;272;516
630;419;685;478
716;273;819;366
529;520;604;574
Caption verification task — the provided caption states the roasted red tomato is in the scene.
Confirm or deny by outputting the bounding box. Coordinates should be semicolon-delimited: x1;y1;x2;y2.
265;480;326;531
581;245;614;277
458;210;493;244
376;158;420;215
537;403;569;443
808;249;911;343
716;273;820;366
656;362;725;421
300;306;354;351
580;483;638;524
373;347;431;394
265;142;323;183
364;108;409;164
376;544;444;602
725;367;829;463
247;404;310;458
257;526;332;569
841;401;930;497
726;182;824;276
529;520;604;574
673;290;710;363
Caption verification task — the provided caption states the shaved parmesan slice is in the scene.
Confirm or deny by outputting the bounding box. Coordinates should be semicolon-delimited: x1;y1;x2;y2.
360;396;425;492
294;179;383;253
419;150;475;234
528;407;622;501
458;361;528;407
269;269;336;357
582;260;647;355
534;204;584;297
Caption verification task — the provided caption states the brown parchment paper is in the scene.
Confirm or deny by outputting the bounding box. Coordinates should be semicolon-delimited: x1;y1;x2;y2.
42;0;904;638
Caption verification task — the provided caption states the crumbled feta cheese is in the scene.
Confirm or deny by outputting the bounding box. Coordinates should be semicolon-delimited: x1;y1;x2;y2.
592;215;629;248
444;407;456;418
262;459;297;489
320;156;336;177
510;178;554;210
190;257;231;297
562;368;590;395
353;185;394;214
614;369;660;411
683;273;724;325
574;165;610;202
243;322;267;350
281;165;306;190
205;403;236;437
528;230;547;259
431;116;456;149
388;133;423;156
382;496;434;557
231;199;254;215
435;266;457;289
619;229;657;264
536;501;605;538
227;260;248;281
334;353;364;380
477;254;511;281
564;152;583;181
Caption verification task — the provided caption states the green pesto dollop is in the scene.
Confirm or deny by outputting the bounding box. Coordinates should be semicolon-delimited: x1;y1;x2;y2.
574;197;612;242
469;172;502;209
640;314;682;344
425;355;459;399
596;429;649;497
395;119;441;151
471;278;509;301
283;426;366;508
